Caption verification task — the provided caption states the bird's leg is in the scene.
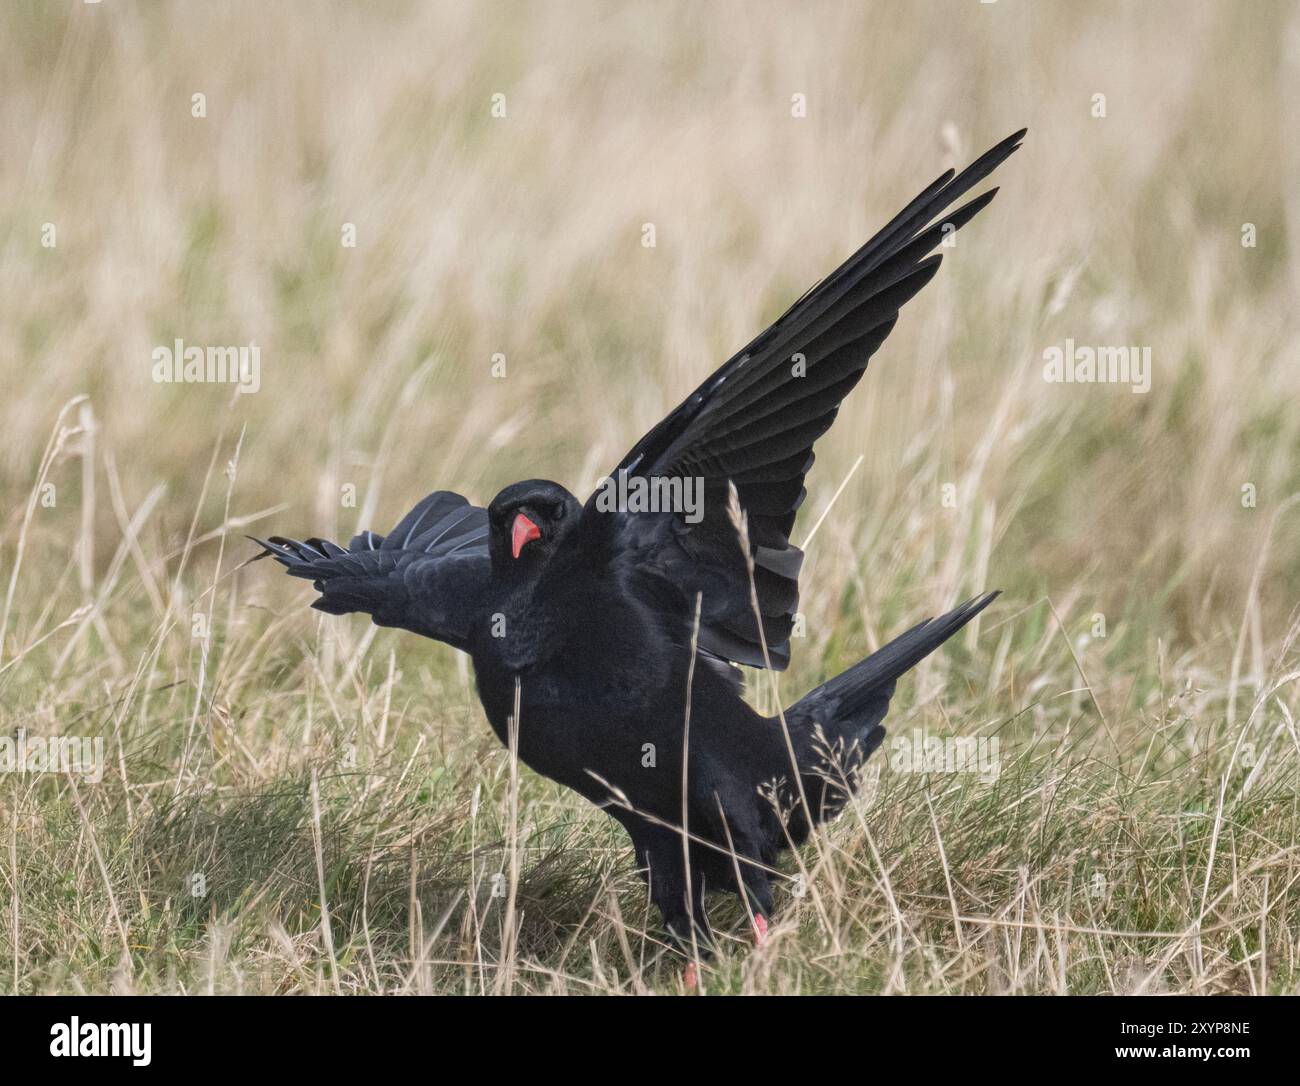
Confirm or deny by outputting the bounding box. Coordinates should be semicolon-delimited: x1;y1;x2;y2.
735;855;774;948
639;834;713;990
664;889;714;990
663;908;712;991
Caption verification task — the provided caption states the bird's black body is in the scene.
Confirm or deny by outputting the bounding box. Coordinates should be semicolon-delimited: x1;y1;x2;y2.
257;130;1023;951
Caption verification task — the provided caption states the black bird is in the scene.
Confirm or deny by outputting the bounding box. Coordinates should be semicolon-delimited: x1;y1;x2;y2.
257;129;1023;967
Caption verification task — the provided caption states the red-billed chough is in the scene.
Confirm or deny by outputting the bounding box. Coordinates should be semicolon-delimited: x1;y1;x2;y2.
256;129;1024;966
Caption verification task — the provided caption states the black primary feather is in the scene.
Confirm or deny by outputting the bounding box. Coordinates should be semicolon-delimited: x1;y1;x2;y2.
590;129;1025;670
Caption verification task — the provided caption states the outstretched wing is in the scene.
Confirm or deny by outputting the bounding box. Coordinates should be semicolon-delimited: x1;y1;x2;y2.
584;130;1025;670
254;490;490;651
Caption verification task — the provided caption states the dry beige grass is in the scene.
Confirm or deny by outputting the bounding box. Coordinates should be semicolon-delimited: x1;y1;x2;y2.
1;0;1299;994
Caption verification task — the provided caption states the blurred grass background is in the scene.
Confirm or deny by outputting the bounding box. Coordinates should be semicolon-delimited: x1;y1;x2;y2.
2;0;1299;994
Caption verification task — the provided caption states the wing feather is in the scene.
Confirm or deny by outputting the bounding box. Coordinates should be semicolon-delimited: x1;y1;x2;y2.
255;490;489;650
584;131;1025;669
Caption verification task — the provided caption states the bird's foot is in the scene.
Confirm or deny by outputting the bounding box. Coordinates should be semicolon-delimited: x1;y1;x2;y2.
752;913;768;947
683;961;699;991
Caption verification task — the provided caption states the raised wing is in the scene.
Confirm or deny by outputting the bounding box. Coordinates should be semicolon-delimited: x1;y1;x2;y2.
585;130;1025;669
254;490;490;651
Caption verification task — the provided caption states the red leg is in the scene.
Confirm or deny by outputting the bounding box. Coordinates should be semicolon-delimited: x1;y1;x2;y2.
752;913;768;946
683;961;699;991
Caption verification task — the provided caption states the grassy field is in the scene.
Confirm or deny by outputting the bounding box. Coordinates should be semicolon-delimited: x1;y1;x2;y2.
2;0;1299;995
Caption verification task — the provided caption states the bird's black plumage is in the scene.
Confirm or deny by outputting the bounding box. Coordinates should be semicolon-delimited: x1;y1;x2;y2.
256;130;1024;955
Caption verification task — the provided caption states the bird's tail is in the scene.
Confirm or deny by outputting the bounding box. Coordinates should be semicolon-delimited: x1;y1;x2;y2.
785;591;998;830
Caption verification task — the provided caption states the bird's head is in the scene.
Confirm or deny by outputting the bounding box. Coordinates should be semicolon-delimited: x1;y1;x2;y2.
487;479;582;571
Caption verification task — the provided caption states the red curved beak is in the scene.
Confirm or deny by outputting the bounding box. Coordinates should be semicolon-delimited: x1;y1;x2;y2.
511;513;542;559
